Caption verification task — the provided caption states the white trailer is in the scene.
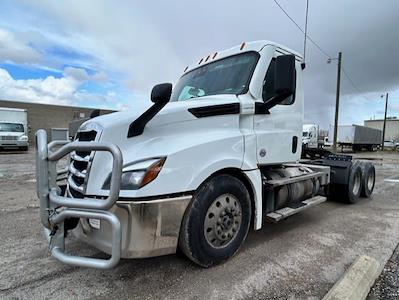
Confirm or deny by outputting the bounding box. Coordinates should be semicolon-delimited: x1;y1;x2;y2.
34;41;376;269
329;124;382;151
0;107;29;150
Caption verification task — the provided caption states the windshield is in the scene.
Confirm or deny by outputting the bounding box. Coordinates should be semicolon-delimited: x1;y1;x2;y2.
0;123;24;132
302;132;309;137
171;52;259;101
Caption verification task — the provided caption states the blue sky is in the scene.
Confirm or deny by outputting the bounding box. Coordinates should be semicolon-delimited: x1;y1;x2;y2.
0;0;398;129
0;0;155;110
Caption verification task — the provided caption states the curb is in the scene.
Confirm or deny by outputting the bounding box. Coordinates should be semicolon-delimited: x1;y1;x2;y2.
323;255;381;300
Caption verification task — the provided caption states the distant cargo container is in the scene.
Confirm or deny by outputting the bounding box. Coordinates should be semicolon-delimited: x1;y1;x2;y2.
329;124;382;151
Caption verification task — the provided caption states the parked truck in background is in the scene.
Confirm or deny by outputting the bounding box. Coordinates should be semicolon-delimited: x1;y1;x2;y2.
0;107;29;151
329;124;382;151
302;124;318;148
302;124;325;149
35;41;376;269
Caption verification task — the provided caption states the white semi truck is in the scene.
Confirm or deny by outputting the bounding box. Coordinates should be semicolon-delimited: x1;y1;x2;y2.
0;107;29;151
302;124;319;148
35;41;376;269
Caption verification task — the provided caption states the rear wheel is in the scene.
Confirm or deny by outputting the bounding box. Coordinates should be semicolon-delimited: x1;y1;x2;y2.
360;162;375;197
343;163;363;203
179;174;252;267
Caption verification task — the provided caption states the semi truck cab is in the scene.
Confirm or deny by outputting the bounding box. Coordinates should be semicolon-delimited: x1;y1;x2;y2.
0;107;29;151
35;41;375;269
302;124;319;148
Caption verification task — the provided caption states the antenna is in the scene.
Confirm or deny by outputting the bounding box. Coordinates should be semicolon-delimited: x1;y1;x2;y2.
301;0;309;70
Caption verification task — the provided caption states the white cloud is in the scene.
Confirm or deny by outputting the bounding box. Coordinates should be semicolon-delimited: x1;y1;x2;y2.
0;67;77;105
6;1;185;92
63;66;89;82
0;67;122;107
0;28;41;64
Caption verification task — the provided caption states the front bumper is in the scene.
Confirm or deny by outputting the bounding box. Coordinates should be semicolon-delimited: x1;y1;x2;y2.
0;140;28;147
35;128;191;269
74;195;191;258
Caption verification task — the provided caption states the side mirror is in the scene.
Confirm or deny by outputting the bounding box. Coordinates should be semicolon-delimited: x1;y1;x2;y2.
264;55;296;110
151;83;172;104
275;54;296;97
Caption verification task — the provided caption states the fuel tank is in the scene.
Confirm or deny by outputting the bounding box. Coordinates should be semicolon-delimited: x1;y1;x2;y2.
263;166;321;209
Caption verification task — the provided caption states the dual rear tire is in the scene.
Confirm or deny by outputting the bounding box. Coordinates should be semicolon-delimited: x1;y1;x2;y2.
332;161;375;204
360;162;375;198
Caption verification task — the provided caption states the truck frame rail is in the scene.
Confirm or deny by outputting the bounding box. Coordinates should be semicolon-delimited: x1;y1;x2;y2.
35;129;123;269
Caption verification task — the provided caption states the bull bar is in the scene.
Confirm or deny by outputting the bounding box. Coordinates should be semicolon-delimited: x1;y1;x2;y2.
35;129;123;269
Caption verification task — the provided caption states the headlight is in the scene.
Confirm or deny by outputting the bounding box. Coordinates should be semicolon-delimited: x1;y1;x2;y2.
102;157;166;190
19;135;28;141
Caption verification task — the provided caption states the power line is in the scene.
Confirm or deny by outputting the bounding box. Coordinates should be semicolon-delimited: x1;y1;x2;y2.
273;0;375;101
273;0;332;59
303;0;309;63
341;67;373;101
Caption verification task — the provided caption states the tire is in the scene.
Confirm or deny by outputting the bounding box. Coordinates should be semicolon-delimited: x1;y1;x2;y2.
342;163;363;204
20;146;28;151
179;174;252;267
360;162;375;198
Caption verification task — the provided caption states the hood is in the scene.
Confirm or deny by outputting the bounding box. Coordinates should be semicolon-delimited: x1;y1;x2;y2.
82;94;242;196
81;94;239;137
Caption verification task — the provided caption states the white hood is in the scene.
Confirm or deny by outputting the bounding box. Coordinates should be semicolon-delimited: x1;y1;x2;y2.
83;94;242;197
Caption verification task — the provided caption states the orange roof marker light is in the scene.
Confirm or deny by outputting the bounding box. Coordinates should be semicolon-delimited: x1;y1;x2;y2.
198;58;203;65
205;55;211;62
240;42;246;50
212;52;218;59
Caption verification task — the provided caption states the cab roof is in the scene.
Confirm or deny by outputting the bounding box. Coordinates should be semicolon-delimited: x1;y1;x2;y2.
183;40;302;74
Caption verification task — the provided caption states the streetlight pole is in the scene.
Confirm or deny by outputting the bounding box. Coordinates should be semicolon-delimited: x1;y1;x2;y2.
332;52;342;151
381;93;389;150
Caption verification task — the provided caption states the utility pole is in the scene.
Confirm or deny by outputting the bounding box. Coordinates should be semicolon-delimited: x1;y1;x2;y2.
381;92;389;150
332;52;342;151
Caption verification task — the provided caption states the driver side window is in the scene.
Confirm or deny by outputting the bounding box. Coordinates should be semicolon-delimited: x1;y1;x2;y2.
262;58;295;105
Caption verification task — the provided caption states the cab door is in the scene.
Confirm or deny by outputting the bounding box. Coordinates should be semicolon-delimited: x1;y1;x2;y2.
254;53;303;165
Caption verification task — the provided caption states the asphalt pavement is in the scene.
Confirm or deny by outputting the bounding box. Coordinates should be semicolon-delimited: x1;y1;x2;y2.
1;150;399;299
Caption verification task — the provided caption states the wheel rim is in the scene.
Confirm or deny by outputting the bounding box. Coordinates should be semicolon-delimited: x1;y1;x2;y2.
352;171;361;195
203;194;242;248
367;171;375;191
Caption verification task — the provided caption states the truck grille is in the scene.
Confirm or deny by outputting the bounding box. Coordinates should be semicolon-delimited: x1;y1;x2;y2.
67;130;98;194
0;136;18;141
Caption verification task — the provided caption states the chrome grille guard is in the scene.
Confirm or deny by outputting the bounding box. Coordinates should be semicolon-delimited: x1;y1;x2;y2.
35;129;123;269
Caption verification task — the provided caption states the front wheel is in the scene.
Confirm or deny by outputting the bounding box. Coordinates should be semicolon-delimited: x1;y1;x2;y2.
179;174;252;267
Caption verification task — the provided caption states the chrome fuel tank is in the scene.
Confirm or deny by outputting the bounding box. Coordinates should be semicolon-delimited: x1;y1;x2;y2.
263;166;321;209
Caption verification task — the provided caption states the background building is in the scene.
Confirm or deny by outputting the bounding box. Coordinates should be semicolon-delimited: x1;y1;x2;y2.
0;100;115;144
364;117;399;142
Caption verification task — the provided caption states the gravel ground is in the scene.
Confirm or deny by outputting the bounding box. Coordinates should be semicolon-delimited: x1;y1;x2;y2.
368;245;399;299
0;149;399;299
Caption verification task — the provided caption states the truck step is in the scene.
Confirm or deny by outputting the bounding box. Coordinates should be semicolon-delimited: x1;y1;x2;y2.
266;195;326;223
